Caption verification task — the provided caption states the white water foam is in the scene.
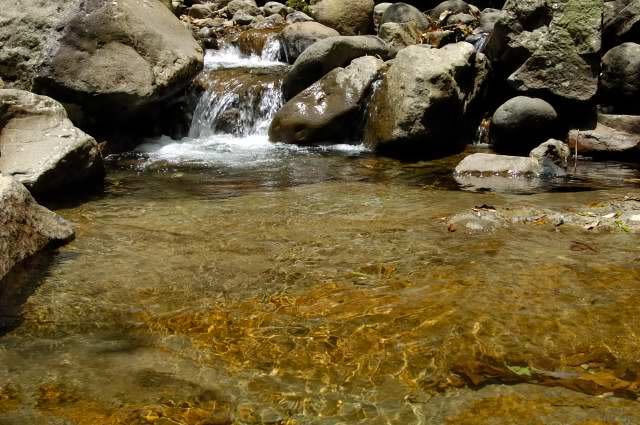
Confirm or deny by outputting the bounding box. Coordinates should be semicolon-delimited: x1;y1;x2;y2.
204;43;284;70
139;44;368;168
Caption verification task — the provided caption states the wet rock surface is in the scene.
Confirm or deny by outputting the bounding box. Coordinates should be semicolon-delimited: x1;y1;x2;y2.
270;56;385;144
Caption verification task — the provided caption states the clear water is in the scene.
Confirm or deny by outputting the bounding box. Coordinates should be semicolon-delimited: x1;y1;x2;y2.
1;48;640;425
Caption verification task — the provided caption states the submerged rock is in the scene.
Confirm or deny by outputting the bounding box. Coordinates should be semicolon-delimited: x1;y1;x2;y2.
448;195;640;233
1;0;203;125
309;0;374;36
0;90;104;198
0;176;74;281
282;35;394;100
364;42;488;157
269;56;385;145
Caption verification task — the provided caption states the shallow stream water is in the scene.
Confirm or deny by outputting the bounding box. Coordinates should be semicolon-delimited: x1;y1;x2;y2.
1;48;640;425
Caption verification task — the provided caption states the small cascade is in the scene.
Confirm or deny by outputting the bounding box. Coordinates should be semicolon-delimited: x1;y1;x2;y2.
189;76;283;138
261;36;283;62
189;45;287;139
137;46;366;167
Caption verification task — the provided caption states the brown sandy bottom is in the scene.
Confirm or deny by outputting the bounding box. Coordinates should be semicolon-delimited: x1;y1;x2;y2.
1;176;639;424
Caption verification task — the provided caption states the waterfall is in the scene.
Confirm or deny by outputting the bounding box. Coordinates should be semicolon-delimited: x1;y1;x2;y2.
261;36;283;62
137;46;366;167
188;78;283;139
189;45;286;139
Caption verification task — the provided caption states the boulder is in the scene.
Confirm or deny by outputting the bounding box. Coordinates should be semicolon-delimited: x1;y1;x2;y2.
0;0;203;124
286;11;315;23
475;8;506;34
188;4;215;19
264;1;288;16
600;42;640;113
282;35;394;100
378;22;422;48
429;0;471;20
485;0;603;104
0;176;75;281
269;56;385;144
309;0;375;36
233;11;258;25
227;0;260;16
603;0;640;47
491;96;559;155
0;90;104;198
363;42;489;156
380;2;430;31
281;22;340;63
568;124;640;161
445;13;477;26
374;3;393;32
598;113;640;135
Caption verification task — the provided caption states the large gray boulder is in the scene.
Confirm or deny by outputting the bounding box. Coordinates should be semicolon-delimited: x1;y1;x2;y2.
282;36;394;100
0;90;104;198
0;176;74;281
309;0;375;36
600;42;640;113
363;42;489;156
0;0;203;121
270;56;385;145
380;3;430;31
485;0;603;104
281;22;340;63
491;96;559;155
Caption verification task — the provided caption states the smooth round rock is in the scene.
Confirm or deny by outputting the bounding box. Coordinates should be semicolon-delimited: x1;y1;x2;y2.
491;96;559;155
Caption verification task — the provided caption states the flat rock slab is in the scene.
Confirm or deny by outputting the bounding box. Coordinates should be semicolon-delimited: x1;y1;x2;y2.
0;176;74;280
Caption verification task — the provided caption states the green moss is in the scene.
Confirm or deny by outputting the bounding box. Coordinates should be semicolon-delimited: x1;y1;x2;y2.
286;0;311;14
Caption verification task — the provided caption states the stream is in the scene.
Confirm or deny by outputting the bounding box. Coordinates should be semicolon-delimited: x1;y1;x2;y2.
1;47;640;424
